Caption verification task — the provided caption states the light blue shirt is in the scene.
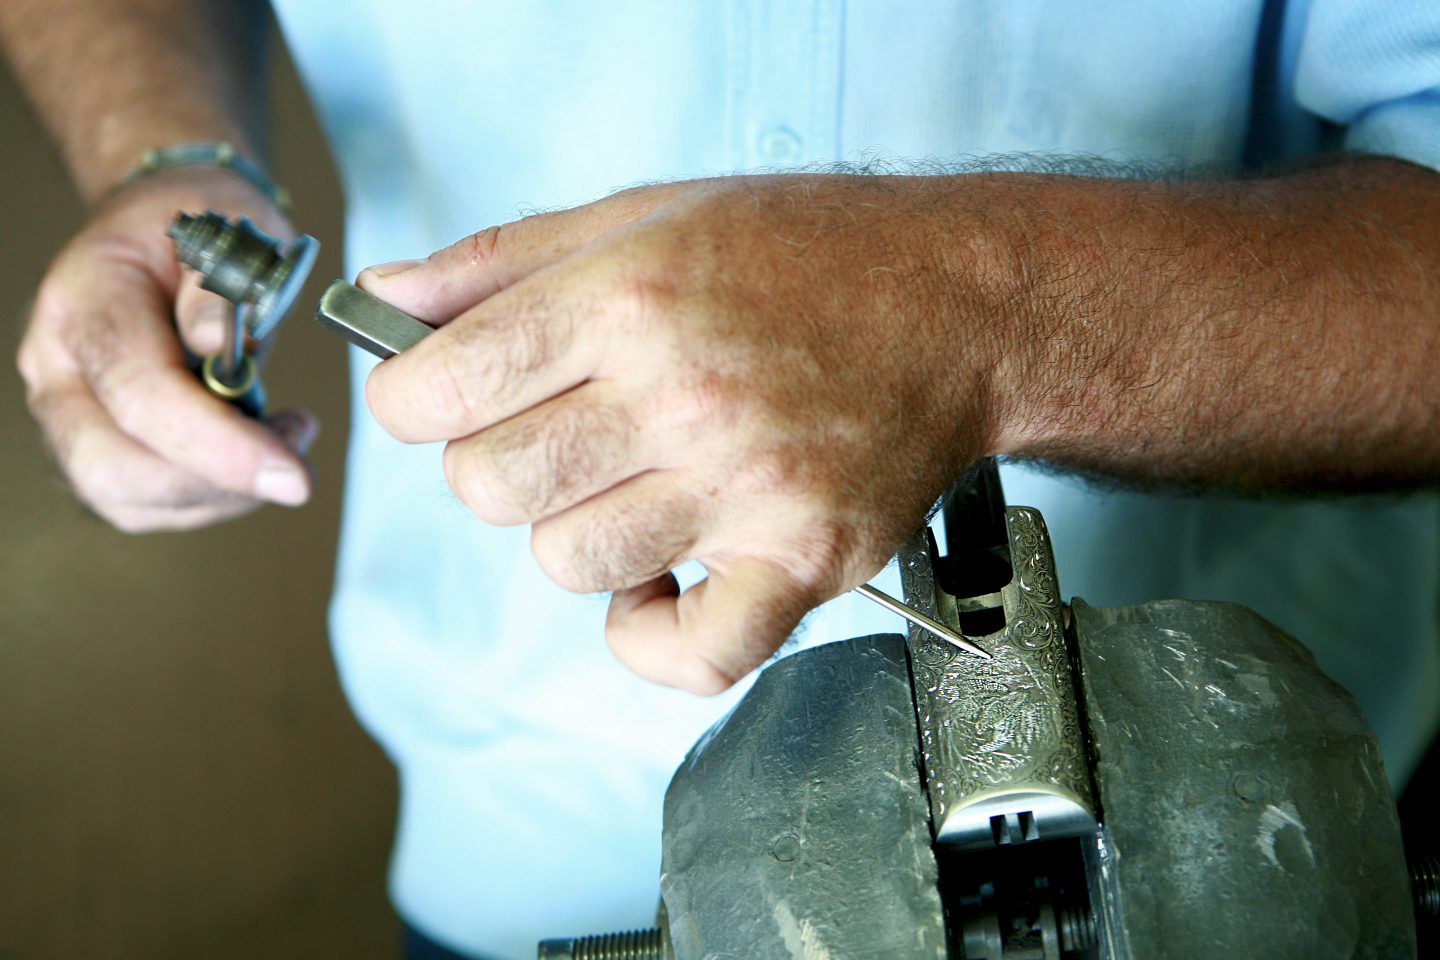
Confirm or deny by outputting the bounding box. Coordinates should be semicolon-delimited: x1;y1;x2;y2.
270;3;1440;957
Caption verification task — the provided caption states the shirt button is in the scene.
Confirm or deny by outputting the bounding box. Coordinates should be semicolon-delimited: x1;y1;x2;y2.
757;126;803;163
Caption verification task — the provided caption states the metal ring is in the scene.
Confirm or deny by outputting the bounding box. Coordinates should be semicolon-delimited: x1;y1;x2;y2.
201;352;257;400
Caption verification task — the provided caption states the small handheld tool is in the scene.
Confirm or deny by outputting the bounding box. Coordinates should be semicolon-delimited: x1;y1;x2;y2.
169;211;320;416
314;278;433;359
314;279;988;658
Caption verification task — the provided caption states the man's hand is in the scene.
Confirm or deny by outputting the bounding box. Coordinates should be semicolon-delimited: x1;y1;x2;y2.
362;160;1440;695
17;168;318;532
361;177;997;694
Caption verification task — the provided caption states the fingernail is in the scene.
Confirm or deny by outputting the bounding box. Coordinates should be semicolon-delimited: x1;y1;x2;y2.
254;461;309;506
364;259;422;280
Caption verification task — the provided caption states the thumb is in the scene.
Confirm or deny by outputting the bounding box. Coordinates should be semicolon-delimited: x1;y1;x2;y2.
356;182;689;324
173;269;234;358
605;556;823;696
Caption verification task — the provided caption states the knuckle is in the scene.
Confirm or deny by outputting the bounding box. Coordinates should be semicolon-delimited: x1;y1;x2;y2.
17;287;77;387
530;400;633;511
611;268;677;326
490;415;559;513
362;368;395;429
662;369;744;436
546;493;696;594
51;418;99;490
442;441;515;525
63;471;99;510
425;344;485;431
734;445;809;497
15;338;43;395
530;521;592;594
443;306;563;411
93;364;153;438
790;518;858;591
496;305;558;381
66;464;121;524
48;300;126;387
64;432;133;507
456;399;639;525
463;224;504;266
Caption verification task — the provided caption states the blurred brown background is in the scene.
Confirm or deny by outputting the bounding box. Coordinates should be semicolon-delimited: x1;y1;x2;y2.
4;16;1439;960
0;29;398;960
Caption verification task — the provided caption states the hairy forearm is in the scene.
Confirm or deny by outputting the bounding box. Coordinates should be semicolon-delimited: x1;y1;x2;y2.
957;157;1440;492
0;0;270;202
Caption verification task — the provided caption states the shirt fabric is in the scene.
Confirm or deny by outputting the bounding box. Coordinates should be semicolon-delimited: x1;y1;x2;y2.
268;3;1440;958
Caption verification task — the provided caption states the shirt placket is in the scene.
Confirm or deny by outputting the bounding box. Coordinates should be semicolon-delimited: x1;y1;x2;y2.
727;0;846;170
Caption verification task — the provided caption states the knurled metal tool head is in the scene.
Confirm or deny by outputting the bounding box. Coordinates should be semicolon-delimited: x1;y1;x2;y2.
168;210;320;416
169;211;320;342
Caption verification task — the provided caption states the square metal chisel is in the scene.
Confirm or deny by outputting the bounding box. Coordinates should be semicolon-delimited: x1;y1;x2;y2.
314;279;435;359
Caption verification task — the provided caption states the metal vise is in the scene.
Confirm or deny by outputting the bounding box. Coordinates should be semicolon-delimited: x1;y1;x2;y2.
540;464;1418;958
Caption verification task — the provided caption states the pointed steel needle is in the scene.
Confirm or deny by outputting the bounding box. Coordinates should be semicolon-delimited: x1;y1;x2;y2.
853;583;991;659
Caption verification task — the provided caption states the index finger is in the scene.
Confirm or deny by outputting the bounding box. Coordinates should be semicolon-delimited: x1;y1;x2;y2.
365;252;622;445
356;181;694;324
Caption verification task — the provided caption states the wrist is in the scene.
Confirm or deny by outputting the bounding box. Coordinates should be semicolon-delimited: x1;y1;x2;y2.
921;173;1044;461
77;116;260;205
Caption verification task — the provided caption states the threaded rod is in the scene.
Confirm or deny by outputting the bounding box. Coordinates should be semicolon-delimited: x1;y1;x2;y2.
537;928;668;960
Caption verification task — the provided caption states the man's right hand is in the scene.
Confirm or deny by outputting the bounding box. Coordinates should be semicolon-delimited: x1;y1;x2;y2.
17;167;318;532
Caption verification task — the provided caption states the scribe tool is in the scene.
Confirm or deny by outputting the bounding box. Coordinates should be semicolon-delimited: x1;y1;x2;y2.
314;279;989;659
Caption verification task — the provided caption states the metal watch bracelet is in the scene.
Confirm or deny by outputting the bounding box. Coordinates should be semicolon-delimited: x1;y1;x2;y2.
119;141;291;215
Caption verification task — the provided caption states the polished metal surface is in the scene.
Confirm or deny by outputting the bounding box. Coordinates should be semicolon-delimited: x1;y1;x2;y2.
168;211;318;341
855;582;990;659
251;233;318;341
168;210;318;416
901;507;1098;852
657;634;946;960
1073;598;1415;959
314;280;435;359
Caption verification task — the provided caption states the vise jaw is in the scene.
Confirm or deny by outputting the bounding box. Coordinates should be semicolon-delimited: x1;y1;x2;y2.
541;470;1415;959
